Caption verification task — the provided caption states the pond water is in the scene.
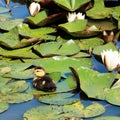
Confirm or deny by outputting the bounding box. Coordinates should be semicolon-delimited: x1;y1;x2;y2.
0;0;120;120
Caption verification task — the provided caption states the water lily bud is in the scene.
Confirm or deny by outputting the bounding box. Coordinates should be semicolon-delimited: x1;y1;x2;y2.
101;49;120;71
29;2;40;16
103;31;115;43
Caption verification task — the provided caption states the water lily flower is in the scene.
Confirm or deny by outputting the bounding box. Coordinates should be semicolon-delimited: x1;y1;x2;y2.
67;12;85;22
29;2;40;16
101;49;120;71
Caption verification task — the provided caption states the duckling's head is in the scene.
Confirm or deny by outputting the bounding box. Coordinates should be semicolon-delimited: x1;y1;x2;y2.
34;67;46;77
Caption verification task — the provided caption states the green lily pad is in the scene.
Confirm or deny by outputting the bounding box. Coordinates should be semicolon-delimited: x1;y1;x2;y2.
78;37;104;50
0;27;20;48
0;77;11;85
88;19;117;31
83;103;105;118
86;0;113;19
23;105;62;120
25;56;92;73
56;74;77;92
77;67;116;99
54;0;91;11
23;102;105;120
63;102;105;118
94;116;120;120
26;10;64;26
34;40;80;56
0;81;29;95
1;93;33;104
106;88;120;106
93;42;117;56
59;20;87;32
112;6;120;21
0;19;23;31
59;20;100;37
0;46;39;59
38;92;79;105
49;72;61;82
18;23;56;38
0;102;9;113
3;69;34;79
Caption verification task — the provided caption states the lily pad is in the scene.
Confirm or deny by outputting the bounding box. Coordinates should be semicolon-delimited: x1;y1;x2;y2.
23;102;105;120
34;40;80;56
23;105;62;120
88;19;117;31
0;46;39;59
54;0;91;11
25;56;92;73
38;92;79;105
94;116;120;120
0;27;20;48
1;93;33;104
0;19;23;31
56;75;77;92
78;37;104;50
77;67;116;99
86;0;113;19
3;69;34;79
106;88;120;106
0;102;9;113
59;20;100;37
93;42;117;56
26;10;65;26
0;81;29;95
18;23;56;39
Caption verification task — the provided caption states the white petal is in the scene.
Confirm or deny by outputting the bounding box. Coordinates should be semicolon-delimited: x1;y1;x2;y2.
29;2;40;16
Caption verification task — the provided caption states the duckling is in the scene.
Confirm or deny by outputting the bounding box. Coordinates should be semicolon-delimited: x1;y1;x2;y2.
33;66;56;92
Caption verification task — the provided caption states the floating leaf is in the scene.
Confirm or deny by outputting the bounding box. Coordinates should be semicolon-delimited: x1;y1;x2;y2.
93;42;117;56
77;67;116;99
0;27;20;48
78;37;104;50
86;0;112;19
54;0;91;11
0;46;39;59
59;20;100;37
106;88;120;106
25;56;92;73
3;69;34;79
112;6;120;21
49;72;61;82
23;102;105;120
0;102;9;113
26;10;65;26
18;23;56;38
94;116;120;120
1;93;33;104
0;81;29;95
38;92;79;105
23;105;62;120
34;40;80;56
56;75;77;92
83;103;105;118
0;19;23;31
88;19;117;31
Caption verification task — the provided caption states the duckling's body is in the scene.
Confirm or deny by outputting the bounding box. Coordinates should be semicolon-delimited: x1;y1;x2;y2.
33;67;56;92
